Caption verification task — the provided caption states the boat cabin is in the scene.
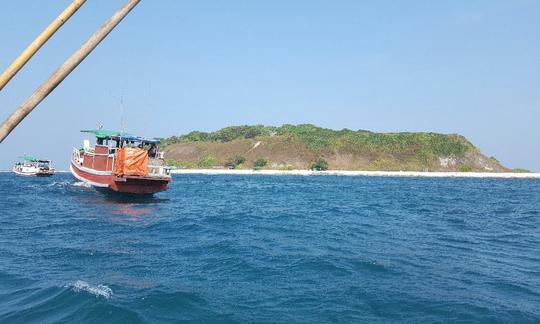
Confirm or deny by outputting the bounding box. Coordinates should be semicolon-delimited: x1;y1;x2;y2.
72;130;170;177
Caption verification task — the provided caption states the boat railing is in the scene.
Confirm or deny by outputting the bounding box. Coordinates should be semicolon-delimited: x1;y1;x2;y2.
73;147;116;172
84;148;111;156
73;147;113;158
148;164;171;177
72;147;81;161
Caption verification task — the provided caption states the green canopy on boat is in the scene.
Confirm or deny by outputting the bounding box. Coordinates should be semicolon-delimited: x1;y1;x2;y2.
80;130;160;144
20;155;38;162
80;129;134;139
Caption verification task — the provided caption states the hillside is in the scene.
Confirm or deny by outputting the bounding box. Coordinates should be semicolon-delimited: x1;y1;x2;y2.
160;124;509;172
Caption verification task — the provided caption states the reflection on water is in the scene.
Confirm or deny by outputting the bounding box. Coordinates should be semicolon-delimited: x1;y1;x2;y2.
111;204;153;217
101;191;170;205
69;180;170;219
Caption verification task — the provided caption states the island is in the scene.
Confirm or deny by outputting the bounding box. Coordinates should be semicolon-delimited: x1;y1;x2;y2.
159;124;527;173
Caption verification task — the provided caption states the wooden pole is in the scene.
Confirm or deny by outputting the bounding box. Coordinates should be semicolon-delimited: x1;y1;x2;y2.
0;0;141;143
0;0;87;92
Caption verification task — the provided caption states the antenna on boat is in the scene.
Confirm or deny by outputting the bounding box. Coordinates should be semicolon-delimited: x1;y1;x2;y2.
140;80;153;139
118;93;127;146
120;94;127;134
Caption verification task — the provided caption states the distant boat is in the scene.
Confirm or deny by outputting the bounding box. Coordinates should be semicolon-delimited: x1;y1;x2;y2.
13;155;55;177
70;129;172;194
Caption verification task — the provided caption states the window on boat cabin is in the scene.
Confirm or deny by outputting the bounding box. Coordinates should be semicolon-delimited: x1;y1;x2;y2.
106;139;120;154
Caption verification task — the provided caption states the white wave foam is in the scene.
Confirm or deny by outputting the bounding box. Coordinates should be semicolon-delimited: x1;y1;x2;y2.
48;181;71;187
72;181;92;188
71;280;113;299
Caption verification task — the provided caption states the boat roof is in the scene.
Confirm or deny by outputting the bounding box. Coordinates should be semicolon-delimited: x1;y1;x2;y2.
21;155;38;162
81;129;160;144
19;155;50;163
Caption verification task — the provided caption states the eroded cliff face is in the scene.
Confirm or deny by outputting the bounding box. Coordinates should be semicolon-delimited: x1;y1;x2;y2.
438;153;509;172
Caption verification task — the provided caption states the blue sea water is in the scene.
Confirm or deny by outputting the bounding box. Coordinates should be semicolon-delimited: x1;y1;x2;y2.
0;173;539;323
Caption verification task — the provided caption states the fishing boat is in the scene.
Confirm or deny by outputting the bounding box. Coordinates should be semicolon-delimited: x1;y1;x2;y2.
13;155;55;176
70;130;171;194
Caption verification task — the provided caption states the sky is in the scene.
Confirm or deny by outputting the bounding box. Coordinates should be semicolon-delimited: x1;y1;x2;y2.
0;0;539;170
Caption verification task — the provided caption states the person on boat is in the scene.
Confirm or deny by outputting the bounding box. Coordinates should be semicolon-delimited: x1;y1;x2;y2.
149;144;157;158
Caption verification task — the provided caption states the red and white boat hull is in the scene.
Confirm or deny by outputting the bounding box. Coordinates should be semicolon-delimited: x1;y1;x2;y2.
70;160;170;194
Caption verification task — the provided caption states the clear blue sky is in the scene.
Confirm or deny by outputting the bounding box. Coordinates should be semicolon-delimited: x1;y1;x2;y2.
1;0;539;170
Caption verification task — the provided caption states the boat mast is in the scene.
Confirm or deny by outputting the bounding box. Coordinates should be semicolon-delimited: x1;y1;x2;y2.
0;0;141;143
0;0;87;92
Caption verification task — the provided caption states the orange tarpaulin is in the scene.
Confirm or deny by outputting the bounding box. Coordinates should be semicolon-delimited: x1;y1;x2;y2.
114;148;148;176
114;148;125;174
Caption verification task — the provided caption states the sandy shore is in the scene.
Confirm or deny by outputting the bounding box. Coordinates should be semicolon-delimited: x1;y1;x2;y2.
171;169;540;179
2;169;537;178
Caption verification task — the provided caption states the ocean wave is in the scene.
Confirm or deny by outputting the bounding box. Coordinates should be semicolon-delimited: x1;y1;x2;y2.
72;181;92;188
47;181;74;188
70;280;113;299
2;173;540;322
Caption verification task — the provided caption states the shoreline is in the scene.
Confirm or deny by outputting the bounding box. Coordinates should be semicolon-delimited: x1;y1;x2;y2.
171;169;540;179
1;169;538;179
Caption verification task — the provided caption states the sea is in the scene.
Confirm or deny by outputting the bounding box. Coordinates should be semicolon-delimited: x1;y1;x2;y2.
0;172;539;323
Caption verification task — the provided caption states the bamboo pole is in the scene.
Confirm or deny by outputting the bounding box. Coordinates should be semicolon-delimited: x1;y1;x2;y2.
0;0;141;143
0;0;87;92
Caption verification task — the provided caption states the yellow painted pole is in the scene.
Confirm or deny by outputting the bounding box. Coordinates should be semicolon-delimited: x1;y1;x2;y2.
0;0;87;92
0;0;141;143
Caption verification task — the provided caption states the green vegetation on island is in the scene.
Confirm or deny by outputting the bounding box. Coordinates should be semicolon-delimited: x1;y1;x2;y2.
253;158;268;170
512;168;531;173
160;124;510;172
310;158;329;171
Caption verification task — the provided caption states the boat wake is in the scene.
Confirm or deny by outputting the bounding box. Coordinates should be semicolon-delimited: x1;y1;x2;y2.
72;181;92;188
70;280;113;299
47;181;73;187
38;181;92;191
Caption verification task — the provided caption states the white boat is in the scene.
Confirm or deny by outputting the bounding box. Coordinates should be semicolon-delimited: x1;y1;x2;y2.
12;155;55;177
